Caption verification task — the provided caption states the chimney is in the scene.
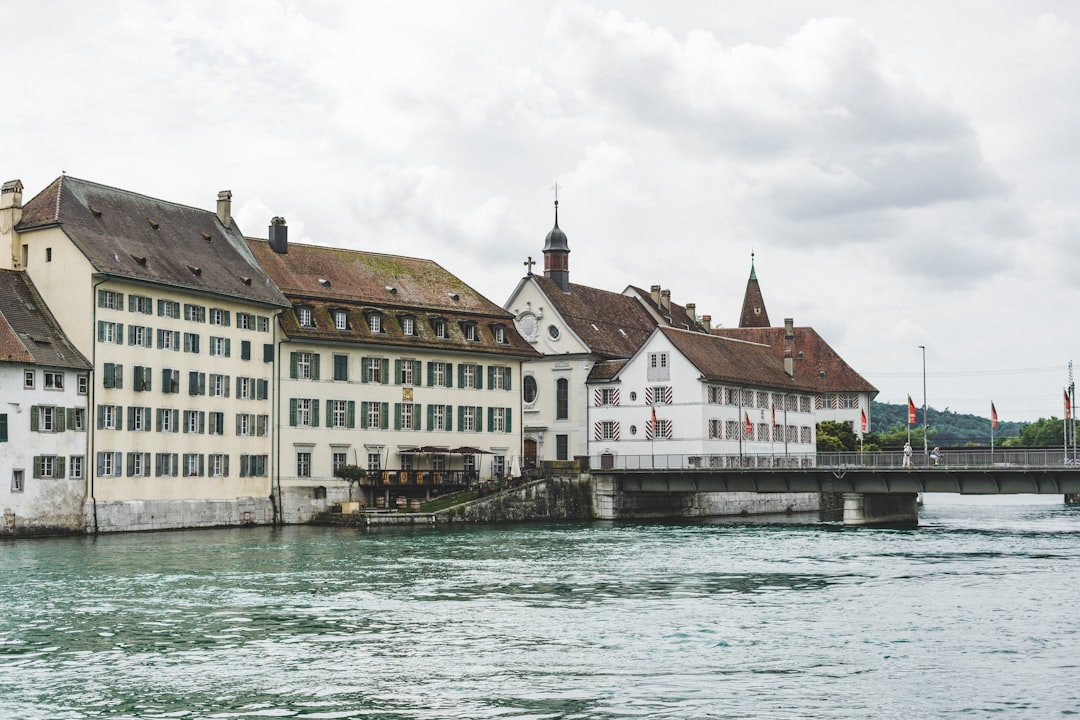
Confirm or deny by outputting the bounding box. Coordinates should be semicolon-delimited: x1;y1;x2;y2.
268;216;288;254
784;317;794;340
685;303;696;322
701;314;712;331
784;350;794;377
216;190;232;227
1;179;23;271
660;289;671;312
650;285;661;305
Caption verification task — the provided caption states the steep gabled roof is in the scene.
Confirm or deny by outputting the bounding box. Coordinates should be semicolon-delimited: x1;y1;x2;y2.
712;325;877;395
624;285;708;333
532;275;658;359
16;176;288;307
0;270;91;370
738;259;770;328
248;238;538;359
658;326;814;391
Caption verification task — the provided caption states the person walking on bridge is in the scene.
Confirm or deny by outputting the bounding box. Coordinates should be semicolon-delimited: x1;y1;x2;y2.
903;442;913;468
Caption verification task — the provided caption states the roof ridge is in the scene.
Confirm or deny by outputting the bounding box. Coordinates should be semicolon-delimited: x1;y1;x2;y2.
58;175;228;217
247;236;445;268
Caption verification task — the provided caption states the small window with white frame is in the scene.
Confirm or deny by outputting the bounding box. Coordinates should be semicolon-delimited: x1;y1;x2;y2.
334;309;348;330
432;317;447;338
400;316;415;336
24;370;34;389
296;306;314;327
44;372;64;390
367;312;382;333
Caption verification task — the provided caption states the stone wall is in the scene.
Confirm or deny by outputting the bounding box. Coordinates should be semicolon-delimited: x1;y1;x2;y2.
88;497;273;533
592;474;823;520
439;476;594;523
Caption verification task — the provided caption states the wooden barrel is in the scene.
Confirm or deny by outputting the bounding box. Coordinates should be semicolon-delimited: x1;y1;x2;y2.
409;499;422;512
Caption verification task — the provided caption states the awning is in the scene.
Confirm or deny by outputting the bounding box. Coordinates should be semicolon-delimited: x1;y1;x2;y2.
418;446;451;453
451;446;491;454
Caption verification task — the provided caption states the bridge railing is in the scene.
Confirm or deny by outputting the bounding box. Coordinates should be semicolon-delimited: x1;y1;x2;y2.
591;449;1080;471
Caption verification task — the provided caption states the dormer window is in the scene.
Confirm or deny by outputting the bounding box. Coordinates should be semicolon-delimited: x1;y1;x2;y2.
432;318;447;339
492;325;506;344
400;316;415;336
461;321;477;341
333;309;348;331
367;312;382;333
297;306;314;328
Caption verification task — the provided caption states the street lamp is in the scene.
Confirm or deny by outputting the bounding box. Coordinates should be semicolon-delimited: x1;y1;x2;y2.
919;345;928;460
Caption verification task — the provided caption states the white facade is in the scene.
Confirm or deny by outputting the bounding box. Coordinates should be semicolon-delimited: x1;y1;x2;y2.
1;363;90;534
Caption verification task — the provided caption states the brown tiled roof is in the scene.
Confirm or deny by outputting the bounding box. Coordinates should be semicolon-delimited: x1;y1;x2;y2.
659;327;815;391
624;285;709;333
0;270;91;370
16;176;288;308
738;268;771;328
248;239;539;359
587;359;626;382
533;276;658;359
712;326;878;394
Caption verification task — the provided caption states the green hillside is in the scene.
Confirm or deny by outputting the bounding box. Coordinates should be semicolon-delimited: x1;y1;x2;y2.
869;401;1023;446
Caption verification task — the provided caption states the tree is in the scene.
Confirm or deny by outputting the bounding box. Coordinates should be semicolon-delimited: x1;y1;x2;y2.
817;421;858;451
1014;417;1067;447
333;464;367;501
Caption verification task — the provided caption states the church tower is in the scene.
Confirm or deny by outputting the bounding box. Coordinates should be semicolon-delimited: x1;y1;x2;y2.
738;253;771;328
543;199;570;293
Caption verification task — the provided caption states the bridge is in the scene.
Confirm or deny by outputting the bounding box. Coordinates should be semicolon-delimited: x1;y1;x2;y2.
588;448;1080;526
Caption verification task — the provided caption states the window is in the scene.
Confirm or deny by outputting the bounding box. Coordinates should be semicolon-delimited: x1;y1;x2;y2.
157;408;178;433
258;316;270;332
523;376;537;405
24;370;34;389
599;420;616;440
78;375;89;395
367;453;381;473
242;455;267;477
209;454;228;477
11;469;24;492
237;312;255;330
556;435;569;461
331;400;354;429
647;386;672;406
127;406;150;432
257;379;269;401
292;398;315;427
129;325;150;347
556;378;569;420
71;408;85;431
130;295;152;314
598;388;619;406
132;366;151;392
236;413;253;436
401;316;415;336
460;364;479;389
209;336;230;357
333;354;348;382
493;325;506;344
548;325;560;340
398;403;416;431
158;299;181;318
183;410;205;434
241;340;251;361
188;371;206;396
430;404;446;431
367;313;382;333
297;306;314;327
44;372;64;390
98;290;123;310
297;452;312;478
493;455;506;477
757;391;769;408
161;369;180;394
183;453;203;477
256;414;269;436
156;453;179;477
461;406;477;432
69;456;84;479
647;352;670;381
210;374;230;398
0;413;6;442
235;377;251;400
184;332;200;354
209;308;230;326
462;322;477;341
208;412;225;435
35;455;58;478
35;406;59;433
365;357;384;384
432;318;447;338
489;407;511;433
98;321;122;344
365;402;383;429
708;419;722;439
184;304;206;322
157;329;179;351
428;361;451;388
650;418;671;440
103;363;123;389
98;405;119;430
488;366;511;390
294;352;314;380
399;359;416;385
800;396;811;413
332;452;347;472
98;451;122;478
127;452;149;478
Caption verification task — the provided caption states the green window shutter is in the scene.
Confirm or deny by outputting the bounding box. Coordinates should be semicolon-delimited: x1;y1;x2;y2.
488;407;494;433
289;399;298;427
394;403;402;430
224;310;231;327
361;357;370;384
312;399;320;427
57;458;65;479
223;456;230;477
361;402;369;430
458;405;464;430
263;343;274;363
413;404;421;431
115;364;123;389
426;361;433;387
117;323;123;341
198;412;205;434
96;406;104;429
382;358;390;384
199;373;206;395
395;359;402;385
476;365;483;389
33;456;42;478
66;408;75;429
127;453;135;476
241;340;251;361
188;371;198;395
313;354;320;380
325;401;333;427
98;321;105;342
505;368;512;391
127;406;135;431
457;364;464;387
145;367;152;392
0;413;6;442
157;301;165;317
235;415;242;435
224;338;231;357
162;368;170;393
445;405;453;432
240;455;249;477
128;325;135;345
381;403;389;430
426;404;433;431
199;455;205;477
488;366;494;389
446;363;453;388
56;410;66;433
348;401;356;429
290;352;298;379
30;407;39;432
506;408;512;433
476;406;483;433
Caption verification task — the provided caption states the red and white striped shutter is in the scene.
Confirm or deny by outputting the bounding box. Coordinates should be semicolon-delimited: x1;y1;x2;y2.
645;418;654;440
593;389;602;406
663;386;673;404
613;421;621;440
612;388;620;406
663;419;672;439
644;386;654;405
593;422;602;441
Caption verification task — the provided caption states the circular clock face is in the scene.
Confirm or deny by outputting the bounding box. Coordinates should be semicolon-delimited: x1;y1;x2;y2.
548;324;560;340
515;311;538;341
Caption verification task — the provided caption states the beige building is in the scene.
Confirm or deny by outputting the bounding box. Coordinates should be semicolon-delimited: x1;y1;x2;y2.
247;224;538;520
0;176;289;532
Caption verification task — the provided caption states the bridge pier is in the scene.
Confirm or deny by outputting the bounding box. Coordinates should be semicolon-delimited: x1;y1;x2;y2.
1066;494;1080;505
843;493;919;527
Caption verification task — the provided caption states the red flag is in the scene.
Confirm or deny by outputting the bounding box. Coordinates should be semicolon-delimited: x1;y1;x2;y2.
907;395;916;425
860;408;867;432
651;406;658;431
991;402;998;429
1066;391;1072;420
771;405;776;427
745;412;752;436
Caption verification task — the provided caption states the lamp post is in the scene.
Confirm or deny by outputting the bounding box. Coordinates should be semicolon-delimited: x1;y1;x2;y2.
919;345;928;460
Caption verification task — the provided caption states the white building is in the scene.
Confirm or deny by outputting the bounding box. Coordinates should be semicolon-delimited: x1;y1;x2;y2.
247;225;539;520
586;326;818;468
1;176;290;532
0;268;92;535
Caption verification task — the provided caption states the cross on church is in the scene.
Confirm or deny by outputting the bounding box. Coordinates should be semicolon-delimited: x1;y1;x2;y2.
524;256;536;276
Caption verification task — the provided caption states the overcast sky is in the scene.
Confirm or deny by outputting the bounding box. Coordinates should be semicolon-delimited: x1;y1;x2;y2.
8;1;1080;426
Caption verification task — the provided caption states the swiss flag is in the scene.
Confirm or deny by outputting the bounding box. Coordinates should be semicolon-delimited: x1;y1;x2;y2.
991;402;998;429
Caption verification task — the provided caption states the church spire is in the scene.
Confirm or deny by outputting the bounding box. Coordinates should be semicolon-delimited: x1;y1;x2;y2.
738;251;771;328
542;185;570;293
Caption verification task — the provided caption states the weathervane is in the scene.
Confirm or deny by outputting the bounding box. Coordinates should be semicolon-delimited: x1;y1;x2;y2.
551;181;560;207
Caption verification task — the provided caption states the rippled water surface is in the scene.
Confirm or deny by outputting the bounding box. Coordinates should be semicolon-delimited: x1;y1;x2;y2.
2;496;1079;719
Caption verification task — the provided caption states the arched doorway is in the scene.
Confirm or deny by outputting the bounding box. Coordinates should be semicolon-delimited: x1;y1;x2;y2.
523;439;537;469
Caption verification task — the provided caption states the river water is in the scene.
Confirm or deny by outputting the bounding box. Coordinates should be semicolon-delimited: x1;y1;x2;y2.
1;496;1078;719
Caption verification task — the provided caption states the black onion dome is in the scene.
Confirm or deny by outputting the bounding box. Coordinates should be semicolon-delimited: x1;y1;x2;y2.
543;201;569;251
